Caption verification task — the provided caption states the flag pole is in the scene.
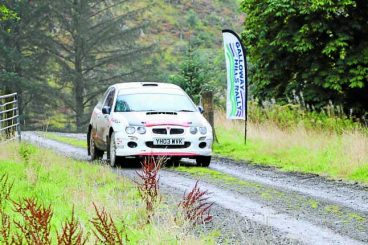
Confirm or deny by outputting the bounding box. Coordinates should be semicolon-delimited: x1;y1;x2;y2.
222;29;248;144
244;40;248;145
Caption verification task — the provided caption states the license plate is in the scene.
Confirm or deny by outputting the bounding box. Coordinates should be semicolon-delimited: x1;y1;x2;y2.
153;138;184;145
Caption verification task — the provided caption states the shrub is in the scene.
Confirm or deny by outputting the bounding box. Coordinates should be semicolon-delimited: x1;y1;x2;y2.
135;157;163;223
57;207;88;245
90;203;127;245
13;198;53;245
178;181;213;225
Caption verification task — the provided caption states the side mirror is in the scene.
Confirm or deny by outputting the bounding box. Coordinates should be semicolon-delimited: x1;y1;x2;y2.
198;106;204;114
102;106;111;114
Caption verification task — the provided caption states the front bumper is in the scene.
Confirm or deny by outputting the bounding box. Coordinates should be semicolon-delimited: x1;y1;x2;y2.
113;130;212;158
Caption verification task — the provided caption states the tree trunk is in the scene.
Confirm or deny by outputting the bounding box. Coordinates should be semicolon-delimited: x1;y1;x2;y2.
74;2;85;133
74;36;85;132
201;91;218;143
74;81;84;132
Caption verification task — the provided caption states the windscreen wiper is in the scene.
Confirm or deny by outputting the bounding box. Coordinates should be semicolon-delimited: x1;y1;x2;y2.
177;109;195;112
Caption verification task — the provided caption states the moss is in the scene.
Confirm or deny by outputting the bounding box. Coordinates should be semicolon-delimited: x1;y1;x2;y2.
308;199;319;209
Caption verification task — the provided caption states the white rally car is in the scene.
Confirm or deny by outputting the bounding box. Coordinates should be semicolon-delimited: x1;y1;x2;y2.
87;82;213;167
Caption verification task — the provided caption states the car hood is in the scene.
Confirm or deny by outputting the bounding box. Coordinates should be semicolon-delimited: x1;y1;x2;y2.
112;112;209;127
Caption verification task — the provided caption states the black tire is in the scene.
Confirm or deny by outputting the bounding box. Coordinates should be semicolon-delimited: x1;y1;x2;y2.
165;157;181;167
109;132;122;167
89;131;104;161
196;156;211;167
171;157;181;167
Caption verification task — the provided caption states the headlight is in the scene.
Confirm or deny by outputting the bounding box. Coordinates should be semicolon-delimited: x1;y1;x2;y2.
125;126;136;134
137;126;146;134
190;127;198;134
199;127;207;135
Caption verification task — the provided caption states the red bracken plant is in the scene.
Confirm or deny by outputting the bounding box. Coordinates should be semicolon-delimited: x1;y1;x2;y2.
135;157;163;223
0;174;22;245
13;198;53;245
90;203;128;245
0;174;13;208
57;207;88;245
178;181;213;225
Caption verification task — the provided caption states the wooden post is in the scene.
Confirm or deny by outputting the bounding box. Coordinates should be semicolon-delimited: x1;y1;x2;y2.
201;91;218;143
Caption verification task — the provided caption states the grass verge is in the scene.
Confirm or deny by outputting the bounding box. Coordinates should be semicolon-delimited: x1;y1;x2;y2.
38;132;87;148
0;142;214;244
35;122;368;183
214;111;368;183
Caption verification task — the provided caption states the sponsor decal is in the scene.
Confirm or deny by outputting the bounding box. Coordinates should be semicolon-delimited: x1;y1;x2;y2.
222;30;247;120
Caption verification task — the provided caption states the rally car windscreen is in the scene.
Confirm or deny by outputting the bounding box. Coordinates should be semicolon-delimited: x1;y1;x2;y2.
114;93;197;112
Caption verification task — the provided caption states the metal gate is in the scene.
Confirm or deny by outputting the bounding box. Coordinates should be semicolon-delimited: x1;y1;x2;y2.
0;93;21;142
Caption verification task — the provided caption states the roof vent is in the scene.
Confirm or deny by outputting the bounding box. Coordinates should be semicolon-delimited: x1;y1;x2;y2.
142;83;158;87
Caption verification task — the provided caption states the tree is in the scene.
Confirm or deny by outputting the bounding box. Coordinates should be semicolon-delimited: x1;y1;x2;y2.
48;0;155;131
170;45;208;104
0;4;18;22
170;42;226;106
0;1;54;119
241;0;368;113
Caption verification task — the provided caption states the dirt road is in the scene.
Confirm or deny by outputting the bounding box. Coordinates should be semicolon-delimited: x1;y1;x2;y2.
23;132;367;244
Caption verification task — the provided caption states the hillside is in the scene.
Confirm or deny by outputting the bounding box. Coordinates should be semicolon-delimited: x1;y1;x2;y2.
0;0;244;132
145;0;244;81
38;0;244;131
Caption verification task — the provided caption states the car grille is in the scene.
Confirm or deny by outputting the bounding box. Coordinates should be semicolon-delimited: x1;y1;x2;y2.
152;128;167;134
170;128;184;134
152;128;185;135
145;142;191;149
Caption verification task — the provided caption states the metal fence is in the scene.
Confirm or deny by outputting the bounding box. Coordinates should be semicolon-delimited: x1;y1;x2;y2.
0;93;21;142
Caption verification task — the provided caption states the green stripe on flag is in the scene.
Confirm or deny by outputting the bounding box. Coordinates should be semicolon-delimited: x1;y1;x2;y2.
226;46;237;117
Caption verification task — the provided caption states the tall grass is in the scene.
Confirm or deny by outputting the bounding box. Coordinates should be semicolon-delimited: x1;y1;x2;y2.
0;143;214;244
214;101;368;183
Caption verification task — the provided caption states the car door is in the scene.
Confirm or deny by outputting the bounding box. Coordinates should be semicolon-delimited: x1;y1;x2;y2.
97;88;116;146
93;88;110;148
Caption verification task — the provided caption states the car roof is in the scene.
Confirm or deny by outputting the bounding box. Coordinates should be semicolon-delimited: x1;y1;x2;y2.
112;82;185;95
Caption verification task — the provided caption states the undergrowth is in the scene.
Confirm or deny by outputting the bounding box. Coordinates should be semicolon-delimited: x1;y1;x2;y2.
178;181;213;225
247;99;367;134
0;143;215;244
215;100;368;183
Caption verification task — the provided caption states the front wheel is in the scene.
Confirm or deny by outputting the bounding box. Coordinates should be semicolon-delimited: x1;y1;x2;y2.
109;132;121;167
196;156;211;167
89;131;104;161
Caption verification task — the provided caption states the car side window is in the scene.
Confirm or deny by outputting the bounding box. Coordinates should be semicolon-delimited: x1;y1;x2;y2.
96;89;110;109
103;88;115;109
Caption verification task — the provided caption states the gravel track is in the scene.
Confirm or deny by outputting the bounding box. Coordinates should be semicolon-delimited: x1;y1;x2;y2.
23;132;367;244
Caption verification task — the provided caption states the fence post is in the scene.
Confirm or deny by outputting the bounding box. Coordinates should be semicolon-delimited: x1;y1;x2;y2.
0;93;21;142
201;91;218;143
15;94;21;141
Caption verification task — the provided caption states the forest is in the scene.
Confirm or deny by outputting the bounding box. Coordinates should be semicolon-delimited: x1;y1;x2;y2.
1;0;367;131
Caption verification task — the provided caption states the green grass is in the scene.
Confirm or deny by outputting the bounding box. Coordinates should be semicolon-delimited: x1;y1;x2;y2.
0;143;213;244
39;132;87;148
37;121;368;184
213;125;368;183
176;166;260;188
214;102;368;183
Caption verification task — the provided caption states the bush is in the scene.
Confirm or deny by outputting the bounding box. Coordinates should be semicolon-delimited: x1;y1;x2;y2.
247;99;366;134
